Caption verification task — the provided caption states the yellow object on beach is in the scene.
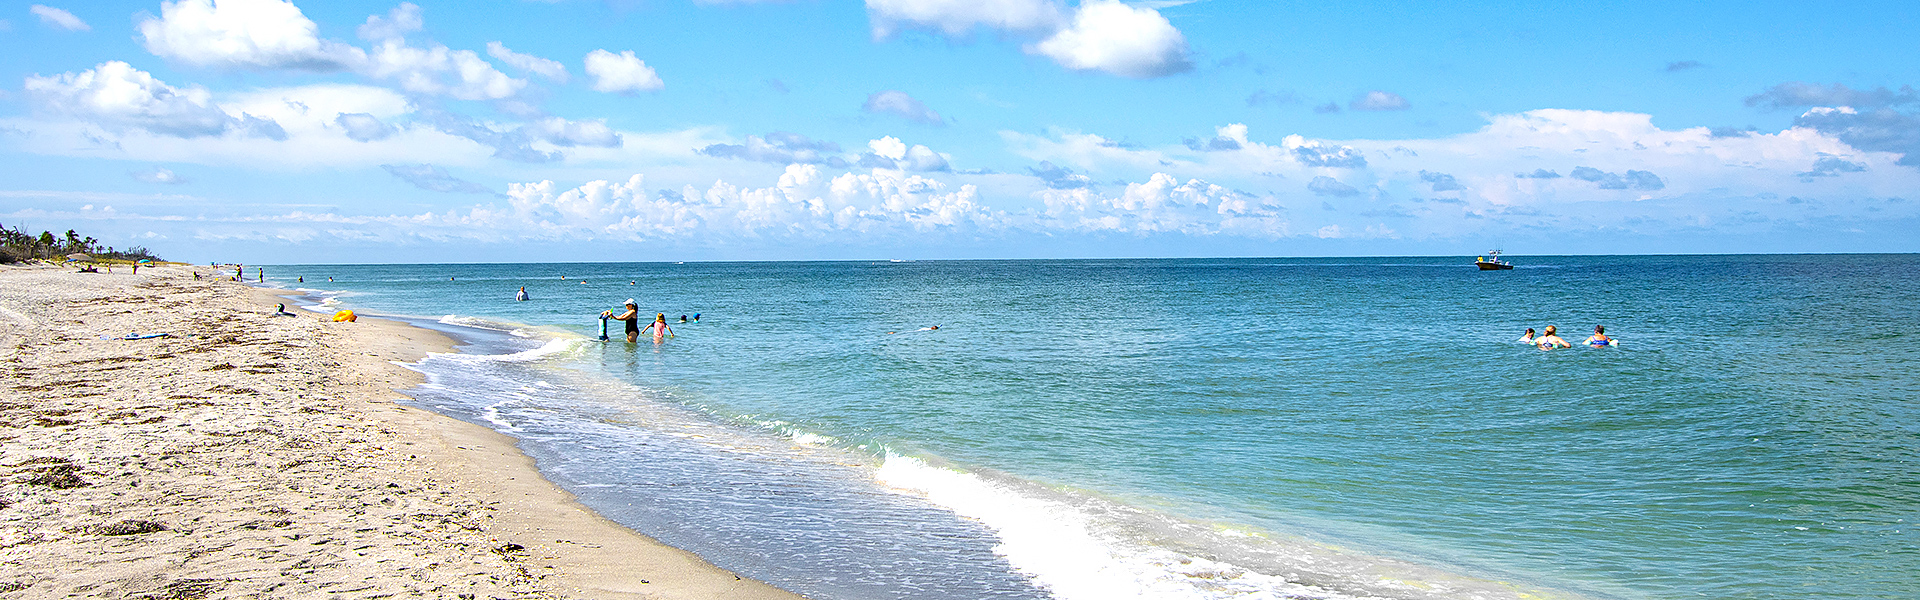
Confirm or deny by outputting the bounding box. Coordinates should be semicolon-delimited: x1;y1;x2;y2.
332;309;357;322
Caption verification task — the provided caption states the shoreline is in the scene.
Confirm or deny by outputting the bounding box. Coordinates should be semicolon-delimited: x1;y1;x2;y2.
0;264;803;599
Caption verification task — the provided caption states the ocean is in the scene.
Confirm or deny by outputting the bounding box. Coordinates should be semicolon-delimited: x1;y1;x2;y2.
265;255;1919;600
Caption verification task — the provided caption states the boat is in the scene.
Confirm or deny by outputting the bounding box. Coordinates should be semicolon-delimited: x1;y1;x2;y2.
1476;250;1514;270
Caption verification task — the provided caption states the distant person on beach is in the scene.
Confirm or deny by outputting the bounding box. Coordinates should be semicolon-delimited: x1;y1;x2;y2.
516;286;530;301
605;300;641;343
1535;326;1571;349
274;303;296;316
643;313;674;342
1518;328;1536;343
1584;325;1615;347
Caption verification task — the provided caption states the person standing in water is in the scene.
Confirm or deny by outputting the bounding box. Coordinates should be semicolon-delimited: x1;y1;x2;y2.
516;286;530;301
1535;325;1571;349
1517;328;1536;343
1584;325;1615;347
605;300;641;343
643;313;674;343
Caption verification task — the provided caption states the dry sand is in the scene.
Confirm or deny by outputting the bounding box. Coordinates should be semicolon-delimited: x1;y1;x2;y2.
0;264;806;599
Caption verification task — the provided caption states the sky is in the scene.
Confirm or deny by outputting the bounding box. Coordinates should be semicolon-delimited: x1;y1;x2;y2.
0;0;1916;263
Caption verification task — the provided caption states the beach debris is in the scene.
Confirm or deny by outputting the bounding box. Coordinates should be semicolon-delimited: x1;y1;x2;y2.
91;519;169;536
0;582;29;593
494;542;526;555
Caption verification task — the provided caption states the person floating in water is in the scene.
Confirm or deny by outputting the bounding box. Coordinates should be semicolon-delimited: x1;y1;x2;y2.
516;286;530;301
887;325;940;334
1535;325;1571;349
643;313;674;343
1584;325;1615;347
1517;328;1536;344
692;313;700;322
677;315;688;323
604;300;641;343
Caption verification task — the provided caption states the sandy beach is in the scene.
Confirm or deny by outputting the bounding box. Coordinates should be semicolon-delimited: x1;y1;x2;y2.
0;264;804;599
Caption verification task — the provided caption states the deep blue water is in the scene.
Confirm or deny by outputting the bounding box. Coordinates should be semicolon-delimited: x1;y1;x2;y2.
268;255;1920;600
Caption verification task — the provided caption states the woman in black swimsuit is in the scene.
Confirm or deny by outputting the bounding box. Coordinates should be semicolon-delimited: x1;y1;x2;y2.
610;300;641;343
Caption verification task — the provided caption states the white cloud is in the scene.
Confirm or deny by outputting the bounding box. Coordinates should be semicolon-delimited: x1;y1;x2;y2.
1350;91;1410;111
524;117;621;147
30;5;88;32
487;42;569;83
356;2;422;41
584;49;663;94
364;39;526;100
25;61;239;138
335;112;395;141
139;0;365;70
1028;0;1191;78
131;166;185;184
863;90;944;125
865;0;1066;38
868;136;908;160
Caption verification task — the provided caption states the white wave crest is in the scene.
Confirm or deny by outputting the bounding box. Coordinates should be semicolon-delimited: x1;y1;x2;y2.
877;454;1358;600
441;338;583;364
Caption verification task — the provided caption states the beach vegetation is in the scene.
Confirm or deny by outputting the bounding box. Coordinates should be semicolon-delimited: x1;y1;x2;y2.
0;222;162;264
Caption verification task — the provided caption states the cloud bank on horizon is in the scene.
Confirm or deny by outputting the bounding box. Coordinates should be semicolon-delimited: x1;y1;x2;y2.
1;0;1916;262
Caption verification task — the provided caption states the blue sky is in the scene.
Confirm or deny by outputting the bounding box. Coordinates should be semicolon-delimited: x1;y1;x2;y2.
1;0;1916;263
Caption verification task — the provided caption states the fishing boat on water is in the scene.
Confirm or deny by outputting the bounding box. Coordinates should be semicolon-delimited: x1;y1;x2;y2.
1476;250;1514;270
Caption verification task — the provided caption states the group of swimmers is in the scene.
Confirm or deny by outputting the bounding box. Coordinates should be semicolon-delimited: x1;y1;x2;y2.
1518;325;1614;349
601;300;703;343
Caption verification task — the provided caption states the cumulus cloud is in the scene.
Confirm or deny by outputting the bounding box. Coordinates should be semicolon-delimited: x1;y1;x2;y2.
1185;123;1247;152
235;112;288;140
335;112;395;141
364;38;526;100
1307;176;1359;197
1291;142;1367;168
139;0;365;71
1028;161;1091;189
860;136;951;171
585;49;663;94
862;90;945;126
24;61;260;138
699;132;846;166
356;2;421;41
865;0;1066;39
1792;105;1920;167
1797;153;1867;179
30;5;88;31
1515;169;1561;179
130;166;185;184
382;163;492;194
1745;82;1918;111
1349;90;1410;111
1570;166;1664;190
487;42;568;83
1029;0;1191;78
1420;170;1464;192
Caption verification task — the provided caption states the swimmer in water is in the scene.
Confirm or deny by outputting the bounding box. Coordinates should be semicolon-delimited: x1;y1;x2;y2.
677;315;688;323
1584;325;1614;347
692;313;700;322
643;313;674;342
516;286;530;301
1535;325;1571;349
607;300;641;343
1518;328;1536;344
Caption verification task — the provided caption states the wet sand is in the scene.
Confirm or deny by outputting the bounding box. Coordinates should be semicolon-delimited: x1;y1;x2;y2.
0;264;805;599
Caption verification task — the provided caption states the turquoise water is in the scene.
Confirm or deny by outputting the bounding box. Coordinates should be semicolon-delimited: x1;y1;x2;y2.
268;255;1920;600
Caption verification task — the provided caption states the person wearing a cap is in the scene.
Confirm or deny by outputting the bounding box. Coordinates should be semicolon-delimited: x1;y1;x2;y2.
606;300;642;342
